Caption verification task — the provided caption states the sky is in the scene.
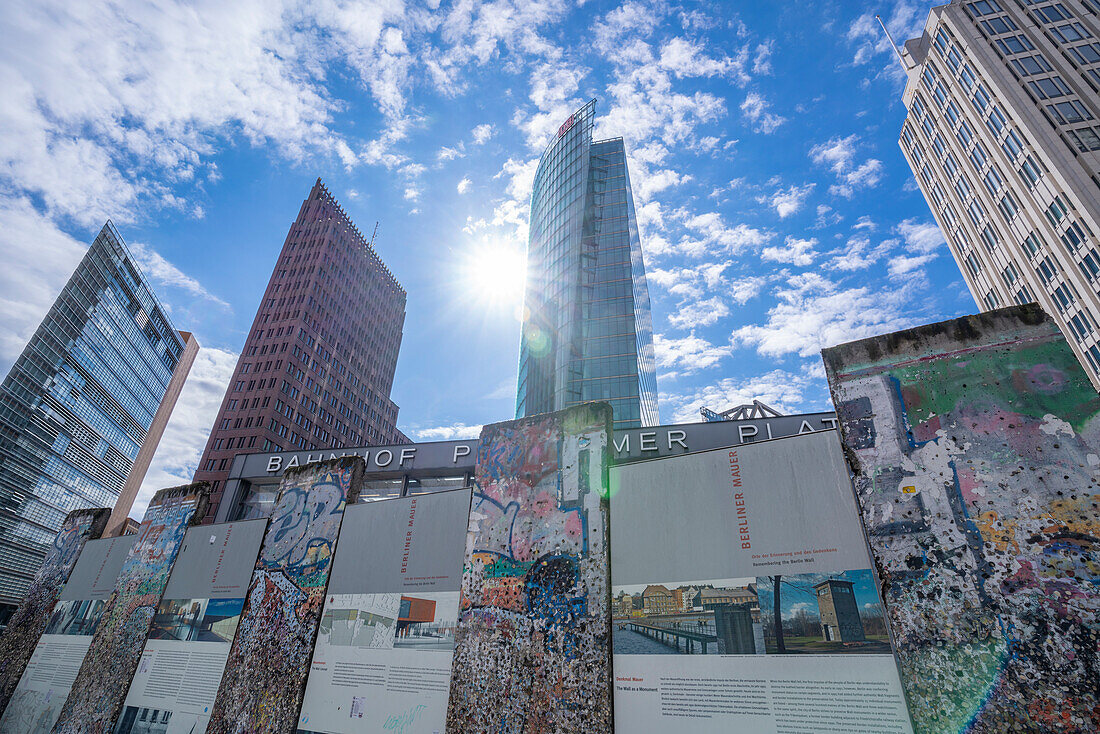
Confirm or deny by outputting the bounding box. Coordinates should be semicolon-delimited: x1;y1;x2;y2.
0;0;976;518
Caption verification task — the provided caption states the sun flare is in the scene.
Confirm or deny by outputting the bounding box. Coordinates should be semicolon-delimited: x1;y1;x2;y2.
460;238;527;312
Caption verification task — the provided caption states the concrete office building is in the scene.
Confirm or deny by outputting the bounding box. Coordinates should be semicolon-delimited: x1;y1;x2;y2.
0;223;197;620
193;179;407;519
515;100;659;428
897;0;1100;386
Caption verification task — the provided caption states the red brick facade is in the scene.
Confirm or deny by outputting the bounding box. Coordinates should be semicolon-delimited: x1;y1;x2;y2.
193;179;406;519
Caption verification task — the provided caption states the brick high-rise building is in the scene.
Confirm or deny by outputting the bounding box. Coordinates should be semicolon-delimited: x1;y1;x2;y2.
193;179;406;519
897;0;1100;386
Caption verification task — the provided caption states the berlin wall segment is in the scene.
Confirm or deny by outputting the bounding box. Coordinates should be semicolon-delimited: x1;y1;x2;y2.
823;304;1100;733
0;508;110;717
206;456;364;734
447;403;613;733
52;483;210;733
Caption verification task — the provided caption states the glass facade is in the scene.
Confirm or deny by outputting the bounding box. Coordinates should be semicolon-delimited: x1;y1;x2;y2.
0;223;184;614
516;100;658;428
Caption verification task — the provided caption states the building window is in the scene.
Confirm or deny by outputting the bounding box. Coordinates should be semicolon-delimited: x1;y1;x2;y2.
968;0;1003;17
1069;311;1094;340
980;17;1018;36
984;289;1001;309
995;35;1034;55
1027;76;1071;100
1068;43;1100;65
1046;100;1093;125
1050;23;1091;44
1064;126;1100;152
1010;55;1053;76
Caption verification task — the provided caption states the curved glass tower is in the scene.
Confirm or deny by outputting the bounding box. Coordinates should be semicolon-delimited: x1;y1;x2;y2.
516;99;658;428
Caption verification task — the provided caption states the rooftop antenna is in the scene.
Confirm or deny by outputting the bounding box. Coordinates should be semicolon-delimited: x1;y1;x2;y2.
876;14;910;70
370;221;379;248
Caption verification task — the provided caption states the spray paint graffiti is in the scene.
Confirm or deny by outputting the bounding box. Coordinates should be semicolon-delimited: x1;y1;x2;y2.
206;456;363;734
52;484;209;733
0;508;109;716
822;306;1100;733
447;403;612;733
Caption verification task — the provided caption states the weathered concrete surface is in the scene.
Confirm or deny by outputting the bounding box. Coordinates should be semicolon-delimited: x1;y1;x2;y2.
0;508;109;717
823;305;1100;733
52;483;209;733
206;456;364;734
447;403;613;733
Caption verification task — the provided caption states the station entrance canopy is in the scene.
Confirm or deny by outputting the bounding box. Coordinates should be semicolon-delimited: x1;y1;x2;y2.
215;411;839;523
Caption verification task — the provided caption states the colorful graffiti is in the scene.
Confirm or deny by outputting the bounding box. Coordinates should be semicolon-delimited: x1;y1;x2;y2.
0;507;109;716
206;456;363;734
51;484;209;733
447;404;613;733
823;306;1100;733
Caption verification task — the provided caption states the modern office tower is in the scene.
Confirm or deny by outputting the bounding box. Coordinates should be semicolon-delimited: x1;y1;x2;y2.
515;99;659;428
193;179;406;519
0;223;197;620
897;0;1100;387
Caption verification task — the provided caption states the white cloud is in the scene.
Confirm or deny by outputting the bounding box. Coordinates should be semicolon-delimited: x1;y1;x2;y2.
128;241;230;309
404;186;420;201
663;366;822;423
457;176;472;194
767;183;815;218
657;37;743;79
668;296;730;330
437;145;465;161
472;123;494;144
897;218;945;254
888;253;938;278
414;423;483;440
135;345;238;518
810;135;858;174
0;198;86;369
668;210;774;258
732;273;920;358
593;1;663;65
654;333;730;375
753;40;775;75
762;236;818;267
741;92;786;133
810;135;884;198
825;236;897;271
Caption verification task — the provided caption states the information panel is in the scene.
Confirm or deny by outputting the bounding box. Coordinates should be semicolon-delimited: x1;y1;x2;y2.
297;488;471;734
0;535;136;734
112;519;267;734
609;431;913;734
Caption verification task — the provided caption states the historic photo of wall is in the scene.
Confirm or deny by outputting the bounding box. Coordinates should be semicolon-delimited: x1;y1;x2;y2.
755;569;890;654
612;578;765;655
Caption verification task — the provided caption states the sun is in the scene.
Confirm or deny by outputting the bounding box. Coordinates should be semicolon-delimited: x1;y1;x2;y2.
460;237;528;312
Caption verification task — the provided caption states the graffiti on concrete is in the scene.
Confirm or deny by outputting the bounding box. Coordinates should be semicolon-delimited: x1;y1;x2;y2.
0;508;109;716
207;456;363;734
52;484;209;733
447;404;612;733
823;306;1100;733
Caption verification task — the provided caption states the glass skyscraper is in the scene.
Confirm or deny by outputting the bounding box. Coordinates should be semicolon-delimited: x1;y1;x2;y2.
516;99;659;428
0;222;196;620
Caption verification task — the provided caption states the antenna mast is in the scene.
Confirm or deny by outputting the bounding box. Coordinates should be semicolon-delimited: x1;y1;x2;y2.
876;15;910;70
370;221;379;248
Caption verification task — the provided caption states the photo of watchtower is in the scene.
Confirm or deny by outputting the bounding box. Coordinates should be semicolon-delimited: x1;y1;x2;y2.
815;579;865;642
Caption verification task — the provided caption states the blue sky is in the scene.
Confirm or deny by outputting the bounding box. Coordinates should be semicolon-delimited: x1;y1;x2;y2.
0;0;974;515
